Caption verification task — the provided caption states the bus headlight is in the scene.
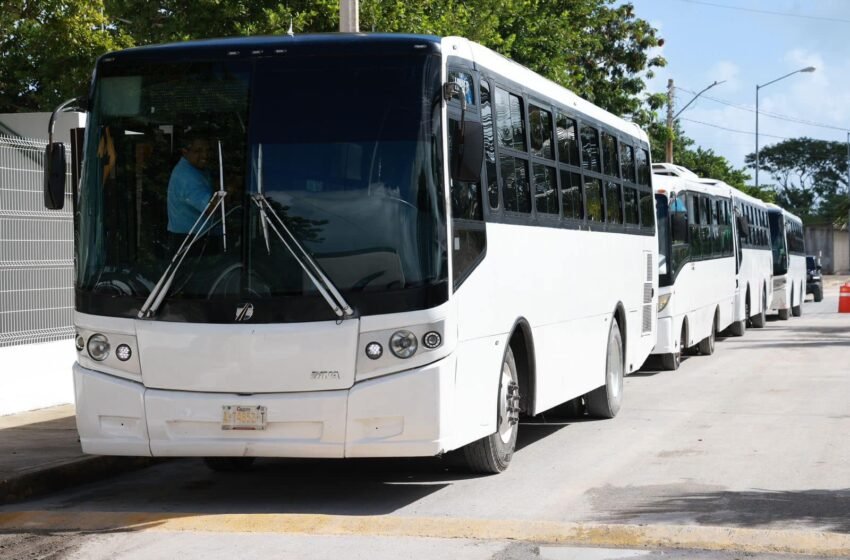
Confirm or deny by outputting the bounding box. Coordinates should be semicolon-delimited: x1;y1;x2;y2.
389;330;418;359
87;334;110;361
657;293;671;313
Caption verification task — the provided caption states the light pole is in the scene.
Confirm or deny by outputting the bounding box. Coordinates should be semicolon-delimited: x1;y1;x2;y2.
755;66;816;188
665;79;725;163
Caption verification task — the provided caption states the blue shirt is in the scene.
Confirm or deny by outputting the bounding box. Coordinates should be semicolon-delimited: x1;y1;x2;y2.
167;157;213;234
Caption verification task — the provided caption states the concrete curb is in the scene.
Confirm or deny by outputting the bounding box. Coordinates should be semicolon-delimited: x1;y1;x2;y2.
0;512;848;556
0;456;156;505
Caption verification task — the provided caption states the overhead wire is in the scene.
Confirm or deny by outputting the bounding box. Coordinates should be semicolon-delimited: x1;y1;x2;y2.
671;0;850;24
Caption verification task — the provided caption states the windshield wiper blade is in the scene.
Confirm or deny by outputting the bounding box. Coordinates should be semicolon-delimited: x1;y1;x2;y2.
251;193;354;319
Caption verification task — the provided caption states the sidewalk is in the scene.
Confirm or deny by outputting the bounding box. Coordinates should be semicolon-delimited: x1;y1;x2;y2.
0;405;153;504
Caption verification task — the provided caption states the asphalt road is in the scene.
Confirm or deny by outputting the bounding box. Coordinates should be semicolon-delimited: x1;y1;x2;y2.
1;289;848;559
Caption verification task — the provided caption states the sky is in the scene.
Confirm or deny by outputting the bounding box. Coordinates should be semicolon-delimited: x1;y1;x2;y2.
627;0;850;176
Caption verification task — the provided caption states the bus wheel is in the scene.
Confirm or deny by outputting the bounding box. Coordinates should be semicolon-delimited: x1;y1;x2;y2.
778;308;789;320
792;285;802;316
660;351;679;371
203;457;256;472
730;297;748;336
698;314;717;355
586;319;624;419
462;346;520;474
751;290;767;328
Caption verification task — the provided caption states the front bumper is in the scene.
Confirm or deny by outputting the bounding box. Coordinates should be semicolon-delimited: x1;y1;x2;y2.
74;357;454;459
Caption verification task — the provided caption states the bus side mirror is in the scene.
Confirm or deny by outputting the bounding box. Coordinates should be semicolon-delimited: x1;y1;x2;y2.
736;215;749;238
451;120;484;184
44;142;66;210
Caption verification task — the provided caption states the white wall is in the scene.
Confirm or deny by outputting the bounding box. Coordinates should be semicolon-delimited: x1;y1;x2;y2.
0;112;87;143
835;230;849;274
0;341;76;415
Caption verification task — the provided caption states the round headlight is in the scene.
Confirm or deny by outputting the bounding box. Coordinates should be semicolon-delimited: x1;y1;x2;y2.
365;341;383;360
75;334;85;352
87;334;110;361
389;330;418;359
116;344;132;362
423;331;442;349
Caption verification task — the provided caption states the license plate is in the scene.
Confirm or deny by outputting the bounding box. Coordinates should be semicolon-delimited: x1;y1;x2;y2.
222;405;267;431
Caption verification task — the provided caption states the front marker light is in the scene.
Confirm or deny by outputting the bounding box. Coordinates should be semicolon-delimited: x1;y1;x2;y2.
657;293;672;313
75;333;85;352
365;342;383;360
116;344;132;362
87;334;110;361
389;330;418;359
423;331;442;349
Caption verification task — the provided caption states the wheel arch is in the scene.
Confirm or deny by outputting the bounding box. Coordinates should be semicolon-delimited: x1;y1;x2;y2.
506;318;536;416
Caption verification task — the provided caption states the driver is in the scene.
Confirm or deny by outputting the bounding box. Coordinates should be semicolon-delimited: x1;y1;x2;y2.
166;131;217;251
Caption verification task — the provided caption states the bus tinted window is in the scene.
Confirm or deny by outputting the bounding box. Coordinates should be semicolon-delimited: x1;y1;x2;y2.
448;70;475;106
529;105;554;160
500;155;531;213
621;144;636;183
533;163;558;214
636;148;650;185
602;132;620;178
640;189;656;229
606;181;622;224
496;88;526;152
480;80;499;209
580;125;601;172
624;187;639;224
584;177;603;221
560;170;583;219
556;113;580;166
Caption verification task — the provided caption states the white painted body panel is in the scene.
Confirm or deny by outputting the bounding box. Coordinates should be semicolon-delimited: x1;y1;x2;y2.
730;189;773;323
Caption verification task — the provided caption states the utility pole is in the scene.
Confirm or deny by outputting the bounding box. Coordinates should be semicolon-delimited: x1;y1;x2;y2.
340;0;359;32
666;79;674;164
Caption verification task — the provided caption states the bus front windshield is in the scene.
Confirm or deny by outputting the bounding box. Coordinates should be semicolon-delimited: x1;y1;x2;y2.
77;53;447;322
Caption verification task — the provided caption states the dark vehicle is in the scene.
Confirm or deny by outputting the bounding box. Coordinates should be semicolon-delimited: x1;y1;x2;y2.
806;255;823;302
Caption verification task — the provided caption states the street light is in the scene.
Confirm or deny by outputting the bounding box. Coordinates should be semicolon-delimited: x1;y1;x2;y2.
755;66;816;188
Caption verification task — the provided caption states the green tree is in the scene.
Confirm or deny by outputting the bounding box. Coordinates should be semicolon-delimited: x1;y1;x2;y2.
0;0;132;112
745;137;849;224
3;0;665;119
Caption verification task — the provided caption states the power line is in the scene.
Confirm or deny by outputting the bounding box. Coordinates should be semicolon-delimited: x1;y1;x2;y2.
675;86;850;132
680;117;791;140
671;0;850;24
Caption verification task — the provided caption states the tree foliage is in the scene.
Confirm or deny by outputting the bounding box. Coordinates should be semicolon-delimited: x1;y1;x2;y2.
0;0;132;112
2;0;665;119
745;137;849;224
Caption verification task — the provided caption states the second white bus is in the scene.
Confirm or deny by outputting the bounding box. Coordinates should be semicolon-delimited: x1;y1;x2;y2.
767;204;806;319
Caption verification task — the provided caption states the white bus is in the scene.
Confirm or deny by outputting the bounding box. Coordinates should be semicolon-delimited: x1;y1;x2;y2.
767;204;806;319
44;34;656;474
651;164;736;370
729;188;774;333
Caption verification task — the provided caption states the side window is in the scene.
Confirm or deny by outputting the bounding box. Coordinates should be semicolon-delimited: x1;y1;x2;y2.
556;112;580;166
448;70;475;106
529;105;554;160
495;88;526;152
640;189;656;229
500;156;531;213
533;163;558;215
620;144;636;183
636;148;650;185
584;177;603;221
580;125;601;172
449;116;486;288
480;80;498;209
606;181;622;224
560;170;583;219
624;187;639;225
601;132;620;178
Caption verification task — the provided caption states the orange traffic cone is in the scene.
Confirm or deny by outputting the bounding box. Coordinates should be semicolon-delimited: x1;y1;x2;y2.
840;282;850;313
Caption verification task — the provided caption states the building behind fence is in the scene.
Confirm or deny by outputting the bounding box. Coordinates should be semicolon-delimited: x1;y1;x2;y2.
0;135;74;347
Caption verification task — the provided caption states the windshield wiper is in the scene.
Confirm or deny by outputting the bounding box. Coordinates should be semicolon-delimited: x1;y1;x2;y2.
138;140;229;319
252;144;354;319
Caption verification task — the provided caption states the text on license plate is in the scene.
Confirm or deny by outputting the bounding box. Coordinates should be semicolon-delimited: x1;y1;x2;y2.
222;405;267;431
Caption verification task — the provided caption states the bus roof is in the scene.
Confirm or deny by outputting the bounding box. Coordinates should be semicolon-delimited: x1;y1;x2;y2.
766;202;803;223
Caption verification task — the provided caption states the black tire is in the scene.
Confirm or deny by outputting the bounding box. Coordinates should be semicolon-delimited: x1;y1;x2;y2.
586;318;624;419
698;314;717;355
203;457;256;472
778;308;790;320
462;346;520;474
751;289;767;328
660;351;679;371
814;287;823;302
729;320;746;337
792;284;803;316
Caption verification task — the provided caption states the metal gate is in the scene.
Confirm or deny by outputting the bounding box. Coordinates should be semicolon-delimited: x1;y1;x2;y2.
0;135;74;347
